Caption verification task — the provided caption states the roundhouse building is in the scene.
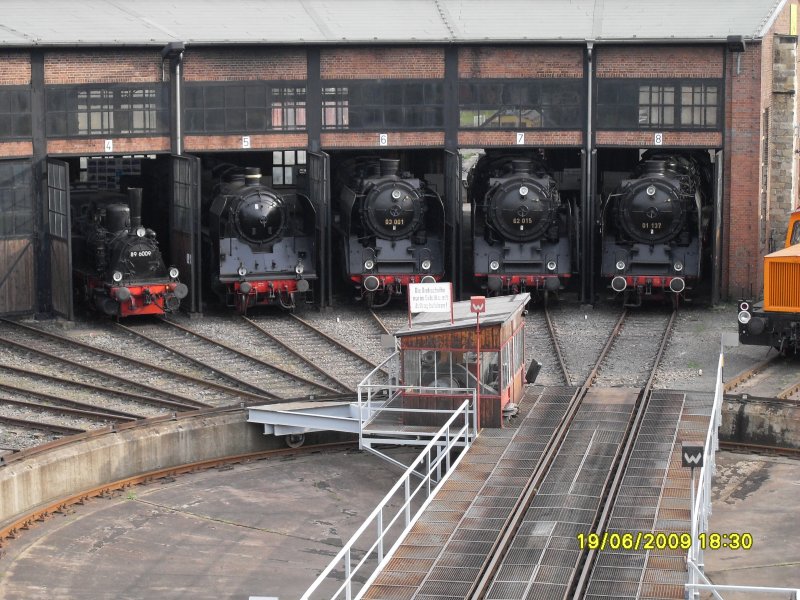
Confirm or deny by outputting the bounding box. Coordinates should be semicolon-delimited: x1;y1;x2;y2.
0;0;796;316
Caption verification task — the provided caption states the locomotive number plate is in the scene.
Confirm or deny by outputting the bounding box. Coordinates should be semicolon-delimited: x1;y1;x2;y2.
384;218;405;226
130;250;153;257
513;217;534;224
641;222;663;230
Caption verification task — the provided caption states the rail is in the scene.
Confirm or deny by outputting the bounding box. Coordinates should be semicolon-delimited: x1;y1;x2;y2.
299;398;475;600
685;351;799;599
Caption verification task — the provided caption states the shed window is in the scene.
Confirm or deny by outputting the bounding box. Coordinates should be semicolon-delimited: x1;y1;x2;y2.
681;84;718;127
322;81;443;130
184;82;306;134
597;78;722;130
0;161;33;236
0;88;31;139
46;84;168;137
459;80;582;129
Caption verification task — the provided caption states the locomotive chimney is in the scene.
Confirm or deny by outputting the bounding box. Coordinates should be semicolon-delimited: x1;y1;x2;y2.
245;167;262;186
127;188;143;229
643;160;665;175
512;159;532;174
379;159;400;176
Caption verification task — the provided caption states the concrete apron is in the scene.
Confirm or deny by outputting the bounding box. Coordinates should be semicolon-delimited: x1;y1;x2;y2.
0;408;354;534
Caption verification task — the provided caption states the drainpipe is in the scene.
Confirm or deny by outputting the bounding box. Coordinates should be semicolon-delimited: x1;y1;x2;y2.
161;42;185;155
582;41;596;304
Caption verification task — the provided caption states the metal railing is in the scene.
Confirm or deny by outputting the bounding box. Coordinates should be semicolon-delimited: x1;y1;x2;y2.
685;351;799;599
356;351;478;451
299;397;476;600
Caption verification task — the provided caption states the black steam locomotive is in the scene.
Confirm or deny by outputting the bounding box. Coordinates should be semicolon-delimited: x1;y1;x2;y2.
205;166;316;312
468;152;572;298
71;187;187;317
600;150;712;307
333;157;445;307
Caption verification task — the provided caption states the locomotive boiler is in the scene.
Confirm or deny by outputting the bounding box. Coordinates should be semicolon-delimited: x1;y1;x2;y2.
205;166;316;312
333;157;446;307
71;187;187;317
600;150;712;307
468;152;572;298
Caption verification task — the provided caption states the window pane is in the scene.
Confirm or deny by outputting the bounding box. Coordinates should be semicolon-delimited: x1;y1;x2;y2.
226;108;245;131
225;86;245;107
205;87;224;108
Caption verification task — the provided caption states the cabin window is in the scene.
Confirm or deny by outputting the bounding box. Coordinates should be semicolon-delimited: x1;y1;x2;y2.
402;348;498;396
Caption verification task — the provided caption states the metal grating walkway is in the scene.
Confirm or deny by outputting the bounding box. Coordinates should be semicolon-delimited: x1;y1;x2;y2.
582;391;686;600
364;386;577;600
482;388;639;600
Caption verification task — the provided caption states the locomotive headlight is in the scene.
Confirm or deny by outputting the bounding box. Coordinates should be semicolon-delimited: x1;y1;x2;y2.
238;266;247;277
391;189;402;200
421;259;432;271
739;301;750;312
738;310;752;325
519;186;529;197
546;260;557;272
136;226;146;238
615;260;626;271
489;260;500;271
295;263;304;275
646;185;656;196
673;261;684;272
169;267;179;279
364;259;375;271
112;270;123;283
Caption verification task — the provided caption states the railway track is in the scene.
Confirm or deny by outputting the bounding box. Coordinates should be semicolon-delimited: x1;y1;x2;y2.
724;354;800;400
119;318;333;400
412;309;678;600
0;319;209;411
720;440;800;459
246;313;387;391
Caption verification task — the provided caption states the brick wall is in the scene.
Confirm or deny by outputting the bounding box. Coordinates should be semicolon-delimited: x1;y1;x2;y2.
458;46;583;78
183;48;307;81
321;131;444;148
459;131;582;147
724;46;763;297
184;133;308;152
0;141;33;158
595;131;722;147
0;52;30;85
596;45;724;78
44;50;162;84
47;137;170;155
321;47;444;79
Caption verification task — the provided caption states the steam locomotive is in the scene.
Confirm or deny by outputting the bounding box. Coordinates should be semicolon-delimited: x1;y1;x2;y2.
205;166;316;312
333;157;446;307
737;208;800;354
71;187;187;317
468;152;572;298
600;150;713;307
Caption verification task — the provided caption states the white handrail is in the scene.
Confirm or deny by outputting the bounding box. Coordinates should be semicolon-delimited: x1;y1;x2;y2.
300;398;475;600
685;352;799;599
